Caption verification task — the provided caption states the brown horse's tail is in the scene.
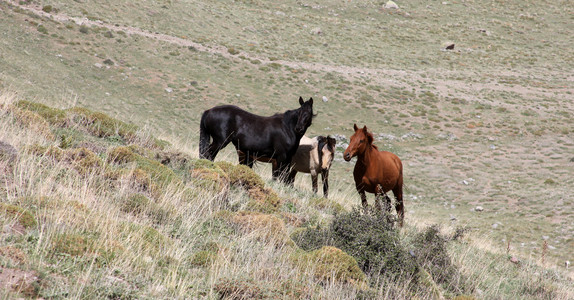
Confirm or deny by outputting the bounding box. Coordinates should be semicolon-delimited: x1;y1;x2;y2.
199;111;211;159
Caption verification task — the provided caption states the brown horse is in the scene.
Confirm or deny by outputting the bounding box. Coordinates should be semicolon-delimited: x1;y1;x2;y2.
343;124;404;227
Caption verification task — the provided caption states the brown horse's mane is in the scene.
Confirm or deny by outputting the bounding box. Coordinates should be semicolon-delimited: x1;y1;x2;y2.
365;130;379;151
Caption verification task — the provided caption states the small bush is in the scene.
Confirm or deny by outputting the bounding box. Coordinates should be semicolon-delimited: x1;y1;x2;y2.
108;146;180;190
64;147;103;175
108;146;137;164
216;161;264;190
215;276;272;299
291;208;419;284
120;194;150;215
14;101;67;125
290;226;333;251
7;106;54;139
79;25;90;34
190;250;217;267
189;160;229;194
330;209;418;279
309;196;344;214
230;211;289;245
51;233;94;256
120;223;168;255
0;203;37;229
42;5;53;13
412;225;468;294
37;25;48;34
66;107;137;140
245;187;281;213
291;246;367;286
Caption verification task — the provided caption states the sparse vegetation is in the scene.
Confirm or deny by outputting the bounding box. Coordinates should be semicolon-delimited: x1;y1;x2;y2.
0;0;572;297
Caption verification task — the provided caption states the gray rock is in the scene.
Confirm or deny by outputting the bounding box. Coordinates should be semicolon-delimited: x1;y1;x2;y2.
475;206;484;212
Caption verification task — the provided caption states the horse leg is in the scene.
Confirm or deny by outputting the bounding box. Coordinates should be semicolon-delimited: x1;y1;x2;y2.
311;172;318;194
393;185;404;227
321;170;329;198
359;190;368;213
206;143;223;161
287;169;297;186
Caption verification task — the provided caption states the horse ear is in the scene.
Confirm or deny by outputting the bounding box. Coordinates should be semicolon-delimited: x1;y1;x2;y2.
353;123;359;131
362;125;368;133
299;96;304;105
308;97;313;105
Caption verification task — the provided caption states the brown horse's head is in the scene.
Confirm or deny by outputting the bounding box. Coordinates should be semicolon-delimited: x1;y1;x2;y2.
343;124;373;161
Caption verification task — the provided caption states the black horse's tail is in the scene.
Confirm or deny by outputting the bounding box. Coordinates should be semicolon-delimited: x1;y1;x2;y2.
199;111;211;159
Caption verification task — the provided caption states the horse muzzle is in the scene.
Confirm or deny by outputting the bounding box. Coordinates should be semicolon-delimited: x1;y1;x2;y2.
343;152;352;161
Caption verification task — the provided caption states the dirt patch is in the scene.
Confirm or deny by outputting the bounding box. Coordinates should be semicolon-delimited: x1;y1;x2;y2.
0;267;40;297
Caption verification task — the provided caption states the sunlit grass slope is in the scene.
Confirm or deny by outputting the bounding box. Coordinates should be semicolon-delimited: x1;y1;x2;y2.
1;94;572;299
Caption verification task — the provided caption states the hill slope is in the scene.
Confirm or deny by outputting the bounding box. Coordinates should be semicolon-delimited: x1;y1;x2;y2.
0;0;573;297
1;94;573;299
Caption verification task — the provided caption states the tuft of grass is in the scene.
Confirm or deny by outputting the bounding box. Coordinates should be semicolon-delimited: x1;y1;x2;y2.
51;232;95;257
66;107;138;141
0;203;37;229
291;246;367;287
229;211;290;246
216;161;265;190
14;101;67;125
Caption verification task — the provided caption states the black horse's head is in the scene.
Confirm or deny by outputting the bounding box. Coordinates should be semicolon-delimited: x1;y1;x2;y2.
295;96;314;135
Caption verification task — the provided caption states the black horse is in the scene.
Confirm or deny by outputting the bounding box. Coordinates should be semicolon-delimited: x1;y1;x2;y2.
199;97;314;182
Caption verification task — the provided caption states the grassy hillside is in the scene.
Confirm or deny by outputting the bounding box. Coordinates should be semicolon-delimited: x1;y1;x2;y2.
0;0;573;297
1;95;572;299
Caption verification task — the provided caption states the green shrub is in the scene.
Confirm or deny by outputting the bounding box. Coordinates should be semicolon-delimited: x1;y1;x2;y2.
330;209;418;279
120;194;150;215
309;196;344;214
245;187;281;213
51;233;94;256
37;25;48;34
0;203;37;229
216;161;264;190
14;101;67;125
290;226;333;251
291;246;367;287
292;208;418;283
79;25;89;34
229;212;289;245
64;147;104;175
66;107;137;140
412;225;468;294
108;146;180;190
42;5;53;13
190;250;217;267
215;276;272;299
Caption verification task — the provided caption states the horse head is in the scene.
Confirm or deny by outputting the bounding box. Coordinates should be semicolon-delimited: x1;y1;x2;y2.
295;97;314;135
343;124;373;161
317;135;337;171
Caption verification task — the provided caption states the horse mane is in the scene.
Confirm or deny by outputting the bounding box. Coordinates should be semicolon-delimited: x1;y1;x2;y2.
365;130;379;151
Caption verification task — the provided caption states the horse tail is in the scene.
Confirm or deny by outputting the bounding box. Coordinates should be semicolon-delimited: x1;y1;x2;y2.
397;158;410;192
199;111;211;159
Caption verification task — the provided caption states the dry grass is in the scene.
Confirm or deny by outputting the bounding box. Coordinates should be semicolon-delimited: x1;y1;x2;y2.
1;0;573;297
1;94;573;298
